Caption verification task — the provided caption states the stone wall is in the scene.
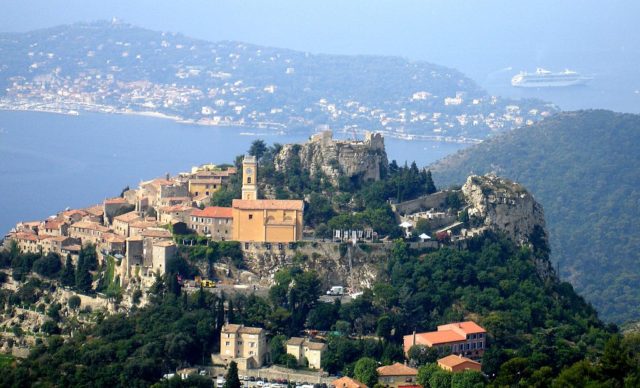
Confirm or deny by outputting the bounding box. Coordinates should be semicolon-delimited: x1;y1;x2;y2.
274;130;388;186
391;191;450;215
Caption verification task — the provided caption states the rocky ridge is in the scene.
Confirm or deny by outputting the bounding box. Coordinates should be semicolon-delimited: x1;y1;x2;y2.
462;174;547;246
274;130;388;185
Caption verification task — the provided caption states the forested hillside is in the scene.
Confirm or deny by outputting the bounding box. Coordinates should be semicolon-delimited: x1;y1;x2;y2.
430;110;640;324
3;234;638;387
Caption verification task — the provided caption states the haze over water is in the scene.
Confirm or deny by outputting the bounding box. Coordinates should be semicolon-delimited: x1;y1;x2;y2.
0;111;464;234
2;0;639;113
1;0;639;232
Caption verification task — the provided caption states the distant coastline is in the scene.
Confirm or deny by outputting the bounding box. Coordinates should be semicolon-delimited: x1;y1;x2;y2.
0;102;482;144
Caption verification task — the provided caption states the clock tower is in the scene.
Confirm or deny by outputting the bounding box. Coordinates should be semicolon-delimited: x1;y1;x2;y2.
241;155;258;200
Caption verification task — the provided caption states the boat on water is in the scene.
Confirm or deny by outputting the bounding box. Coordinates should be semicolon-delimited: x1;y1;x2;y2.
511;68;592;88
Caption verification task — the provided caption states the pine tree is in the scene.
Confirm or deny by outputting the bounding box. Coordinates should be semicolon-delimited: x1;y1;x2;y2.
60;254;75;287
223;361;241;388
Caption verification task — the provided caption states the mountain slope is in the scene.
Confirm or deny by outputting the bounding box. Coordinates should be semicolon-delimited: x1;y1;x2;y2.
430;110;640;323
0;21;553;139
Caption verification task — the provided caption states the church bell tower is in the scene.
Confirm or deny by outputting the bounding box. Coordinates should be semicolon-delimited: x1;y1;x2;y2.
241;155;258;200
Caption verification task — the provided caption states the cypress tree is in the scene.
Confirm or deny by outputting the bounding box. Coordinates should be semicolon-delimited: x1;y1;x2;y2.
425;169;437;194
75;248;92;293
223;361;241;388
60;254;75;287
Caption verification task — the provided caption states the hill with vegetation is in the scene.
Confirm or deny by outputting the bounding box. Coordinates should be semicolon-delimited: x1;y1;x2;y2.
2;233;639;387
0;20;553;140
430;110;640;324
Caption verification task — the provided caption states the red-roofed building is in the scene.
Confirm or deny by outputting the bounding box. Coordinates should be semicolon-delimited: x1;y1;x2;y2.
377;362;418;388
41;219;69;237
404;321;486;361
190;207;233;240
332;377;367;388
158;204;195;224
437;354;482;373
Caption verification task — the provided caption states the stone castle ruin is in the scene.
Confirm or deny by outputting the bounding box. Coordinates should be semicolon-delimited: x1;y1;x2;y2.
274;130;388;185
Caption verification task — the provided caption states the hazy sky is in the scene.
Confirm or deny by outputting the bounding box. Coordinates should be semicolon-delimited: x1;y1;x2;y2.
2;1;638;67
1;0;639;111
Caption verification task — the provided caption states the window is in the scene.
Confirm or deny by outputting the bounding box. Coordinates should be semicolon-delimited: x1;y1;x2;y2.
249;351;254;355
225;341;230;346
247;177;252;184
478;333;484;338
248;214;253;220
465;343;470;350
245;243;249;249
471;342;476;349
238;341;243;345
478;342;483;349
250;342;255;348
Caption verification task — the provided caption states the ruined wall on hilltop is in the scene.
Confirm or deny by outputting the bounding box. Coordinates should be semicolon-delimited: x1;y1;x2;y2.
274;130;388;186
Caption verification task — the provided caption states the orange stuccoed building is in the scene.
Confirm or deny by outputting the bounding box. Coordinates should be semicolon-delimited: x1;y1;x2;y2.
231;155;304;243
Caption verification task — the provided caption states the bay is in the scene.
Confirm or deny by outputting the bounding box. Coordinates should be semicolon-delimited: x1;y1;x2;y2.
0;110;466;234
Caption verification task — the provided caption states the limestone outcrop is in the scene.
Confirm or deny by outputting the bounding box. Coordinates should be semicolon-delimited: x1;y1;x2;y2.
274;130;388;185
462;174;547;246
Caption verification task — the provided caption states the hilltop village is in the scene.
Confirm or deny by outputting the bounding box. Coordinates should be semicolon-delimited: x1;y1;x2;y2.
0;130;566;385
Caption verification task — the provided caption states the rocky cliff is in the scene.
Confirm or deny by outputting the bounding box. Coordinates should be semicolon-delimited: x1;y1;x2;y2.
462;174;548;247
274;130;388;185
242;242;389;291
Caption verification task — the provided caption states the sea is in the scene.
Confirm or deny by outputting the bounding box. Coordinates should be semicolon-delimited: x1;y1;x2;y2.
0;110;466;235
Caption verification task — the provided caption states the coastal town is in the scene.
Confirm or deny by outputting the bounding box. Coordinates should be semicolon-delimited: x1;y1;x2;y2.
0;21;556;144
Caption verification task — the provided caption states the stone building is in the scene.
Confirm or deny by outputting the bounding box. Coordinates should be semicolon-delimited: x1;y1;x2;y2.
189;206;233;239
286;337;327;369
151;240;176;275
113;211;142;237
219;324;267;370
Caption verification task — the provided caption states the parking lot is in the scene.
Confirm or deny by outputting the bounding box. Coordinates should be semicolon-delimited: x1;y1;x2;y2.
215;374;329;388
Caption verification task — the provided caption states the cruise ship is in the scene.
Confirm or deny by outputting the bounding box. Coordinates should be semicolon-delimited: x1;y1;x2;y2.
511;68;592;88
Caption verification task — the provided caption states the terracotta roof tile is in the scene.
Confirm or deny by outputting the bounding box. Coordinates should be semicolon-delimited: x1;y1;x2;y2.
437;354;481;368
437;321;486;335
332;377;367;388
232;199;304;211
377;363;418;376
104;197;127;205
415;331;466;346
192;206;233;218
239;326;264;335
140;228;172;238
287;337;305;346
114;211;141;223
84;205;104;216
70;221;109;232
